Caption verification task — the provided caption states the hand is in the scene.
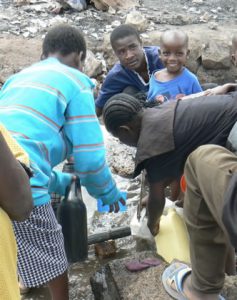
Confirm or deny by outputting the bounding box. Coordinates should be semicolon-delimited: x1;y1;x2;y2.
109;197;126;213
204;83;237;96
141;195;148;208
147;218;160;236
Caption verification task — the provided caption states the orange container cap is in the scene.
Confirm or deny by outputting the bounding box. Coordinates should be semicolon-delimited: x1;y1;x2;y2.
180;174;186;193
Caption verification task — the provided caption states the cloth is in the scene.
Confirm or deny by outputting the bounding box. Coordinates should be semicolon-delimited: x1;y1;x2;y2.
49;170;72;196
134;101;177;175
137;92;237;182
13;203;68;287
147;67;202;102
125;258;162;272
0;123;29;166
95;46;163;108
0;57;122;206
222;172;237;248
226;121;237;155
0;124;29;299
183;145;237;293
0;208;20;300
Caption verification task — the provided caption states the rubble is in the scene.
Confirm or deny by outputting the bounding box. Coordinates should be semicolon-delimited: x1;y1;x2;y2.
91;0;139;11
125;11;149;32
90;251;172;300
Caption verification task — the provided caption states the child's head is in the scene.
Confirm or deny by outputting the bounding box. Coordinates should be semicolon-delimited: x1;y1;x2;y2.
42;24;87;71
159;30;189;75
110;25;144;72
231;34;237;67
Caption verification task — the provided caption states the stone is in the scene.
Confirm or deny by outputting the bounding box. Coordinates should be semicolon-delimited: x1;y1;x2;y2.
91;0;108;11
125;11;148;32
108;6;116;14
13;0;30;5
84;50;103;78
111;20;121;27
91;0;139;11
208;22;218;30
90;251;172;300
90;249;237;300
202;40;231;70
94;240;117;258
200;12;211;22
192;0;203;4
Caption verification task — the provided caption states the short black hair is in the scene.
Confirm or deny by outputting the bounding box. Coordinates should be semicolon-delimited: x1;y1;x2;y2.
103;93;142;134
42;24;86;60
110;25;141;49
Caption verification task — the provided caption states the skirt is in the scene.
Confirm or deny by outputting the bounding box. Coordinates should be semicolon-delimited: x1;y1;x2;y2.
13;203;68;287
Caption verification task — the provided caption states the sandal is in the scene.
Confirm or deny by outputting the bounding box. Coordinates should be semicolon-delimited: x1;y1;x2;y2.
162;262;225;300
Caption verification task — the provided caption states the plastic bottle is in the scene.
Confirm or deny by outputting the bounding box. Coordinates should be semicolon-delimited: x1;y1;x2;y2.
155;208;190;264
57;177;88;262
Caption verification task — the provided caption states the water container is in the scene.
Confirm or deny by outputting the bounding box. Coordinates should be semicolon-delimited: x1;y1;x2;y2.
62;162;74;174
51;162;75;217
57;177;88;262
155;208;190;263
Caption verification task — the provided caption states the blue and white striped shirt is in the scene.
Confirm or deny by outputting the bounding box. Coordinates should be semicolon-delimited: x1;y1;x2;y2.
0;57;122;206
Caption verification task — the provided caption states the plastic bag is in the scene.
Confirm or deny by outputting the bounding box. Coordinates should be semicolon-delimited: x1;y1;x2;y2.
66;0;87;11
130;208;153;240
163;198;184;217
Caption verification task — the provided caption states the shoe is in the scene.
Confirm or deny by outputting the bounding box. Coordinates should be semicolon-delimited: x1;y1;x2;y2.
162;262;225;300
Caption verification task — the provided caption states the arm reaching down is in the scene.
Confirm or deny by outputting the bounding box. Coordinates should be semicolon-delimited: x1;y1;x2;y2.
147;179;171;236
0;133;33;221
65;86;124;210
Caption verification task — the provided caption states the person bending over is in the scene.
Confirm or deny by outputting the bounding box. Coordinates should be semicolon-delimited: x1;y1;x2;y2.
102;92;237;236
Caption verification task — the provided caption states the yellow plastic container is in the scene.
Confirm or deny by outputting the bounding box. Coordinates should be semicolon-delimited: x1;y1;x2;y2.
155;208;190;264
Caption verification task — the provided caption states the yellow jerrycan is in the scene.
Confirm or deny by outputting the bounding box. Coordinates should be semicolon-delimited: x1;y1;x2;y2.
155;208;190;264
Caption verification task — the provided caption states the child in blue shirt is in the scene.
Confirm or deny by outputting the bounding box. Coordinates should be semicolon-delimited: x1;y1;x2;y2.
147;30;202;103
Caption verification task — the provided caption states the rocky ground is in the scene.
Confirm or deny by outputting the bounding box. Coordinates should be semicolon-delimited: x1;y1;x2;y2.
1;0;237;299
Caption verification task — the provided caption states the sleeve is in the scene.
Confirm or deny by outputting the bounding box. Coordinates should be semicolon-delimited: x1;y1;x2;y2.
48;170;72;195
191;76;203;94
64;85;123;205
95;68;128;108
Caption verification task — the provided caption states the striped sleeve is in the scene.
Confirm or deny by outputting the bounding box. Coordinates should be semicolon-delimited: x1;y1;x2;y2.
64;87;122;205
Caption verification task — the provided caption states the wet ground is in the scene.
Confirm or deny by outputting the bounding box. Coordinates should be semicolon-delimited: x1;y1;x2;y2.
22;174;142;300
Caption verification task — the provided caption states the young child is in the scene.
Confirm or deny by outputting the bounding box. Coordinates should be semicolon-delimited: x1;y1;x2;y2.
147;30;202;103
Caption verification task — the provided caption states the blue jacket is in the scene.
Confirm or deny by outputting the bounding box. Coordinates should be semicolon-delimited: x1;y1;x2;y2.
96;46;163;108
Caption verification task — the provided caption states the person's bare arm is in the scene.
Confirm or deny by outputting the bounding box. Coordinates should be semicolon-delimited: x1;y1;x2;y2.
147;179;171;236
181;83;237;101
203;83;237;96
0;133;33;221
